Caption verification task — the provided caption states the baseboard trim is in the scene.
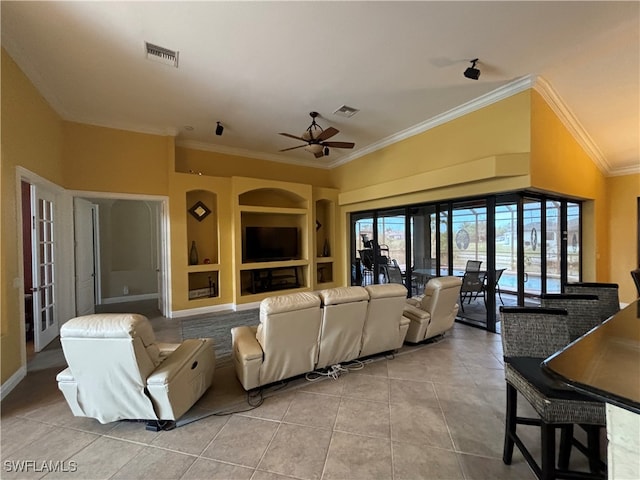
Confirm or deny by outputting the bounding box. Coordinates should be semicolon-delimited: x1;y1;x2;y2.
1;365;27;400
171;302;236;318
101;293;158;304
233;301;261;312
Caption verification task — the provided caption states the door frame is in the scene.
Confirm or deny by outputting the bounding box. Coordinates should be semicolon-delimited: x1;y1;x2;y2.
69;190;171;317
15;167;74;363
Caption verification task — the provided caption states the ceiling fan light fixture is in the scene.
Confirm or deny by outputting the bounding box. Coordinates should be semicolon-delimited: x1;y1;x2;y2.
305;143;323;154
464;58;481;80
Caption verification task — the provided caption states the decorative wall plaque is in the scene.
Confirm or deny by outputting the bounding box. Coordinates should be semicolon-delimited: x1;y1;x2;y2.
188;201;211;221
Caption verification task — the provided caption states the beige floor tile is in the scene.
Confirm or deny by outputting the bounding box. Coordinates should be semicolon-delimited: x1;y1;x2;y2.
151;413;229;455
444;403;506;458
241;390;296;421
342;373;390;403
251;470;297;480
458;452;536;479
392;442;464;480
386;359;431;382
111;446;195;479
181;457;254;480
1;418;58;458
106;420;163;444
43;436;145;479
3;425;99;464
334;398;390;438
257;423;332;480
282;392;340;429
322;431;392;480
298;376;345;396
389;378;437;406
356;357;389;377
201;415;278;468
390;403;454;450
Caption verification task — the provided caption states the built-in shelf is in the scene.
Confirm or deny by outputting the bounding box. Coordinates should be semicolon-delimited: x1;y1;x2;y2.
188;270;219;300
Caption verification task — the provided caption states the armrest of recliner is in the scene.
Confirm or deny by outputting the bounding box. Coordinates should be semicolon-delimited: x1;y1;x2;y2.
403;304;431;322
232;326;263;362
231;326;263;390
405;297;421;307
147;339;213;386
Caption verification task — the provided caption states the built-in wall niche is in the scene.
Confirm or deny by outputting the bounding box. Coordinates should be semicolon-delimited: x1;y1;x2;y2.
315;199;332;257
186;190;218;265
316;262;333;284
239;188;307;209
188;271;219;300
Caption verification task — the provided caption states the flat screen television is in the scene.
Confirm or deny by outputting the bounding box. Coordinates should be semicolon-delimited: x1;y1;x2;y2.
244;226;299;262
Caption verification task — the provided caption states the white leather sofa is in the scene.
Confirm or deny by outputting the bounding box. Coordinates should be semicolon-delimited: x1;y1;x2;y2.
231;284;410;390
403;276;462;343
56;313;215;425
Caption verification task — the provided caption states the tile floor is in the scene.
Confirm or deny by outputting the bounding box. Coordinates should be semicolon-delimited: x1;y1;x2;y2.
4;311;580;480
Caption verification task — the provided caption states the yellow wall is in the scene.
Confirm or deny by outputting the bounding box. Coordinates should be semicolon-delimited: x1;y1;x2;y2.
606;174;640;304
62;122;171;195
331;91;532;195
1;49;64;383
176;147;333;187
529;90;609;281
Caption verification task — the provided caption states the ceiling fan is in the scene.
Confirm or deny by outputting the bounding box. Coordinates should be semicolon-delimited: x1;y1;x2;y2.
279;111;355;158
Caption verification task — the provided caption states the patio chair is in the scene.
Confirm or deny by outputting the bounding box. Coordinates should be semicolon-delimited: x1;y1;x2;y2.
465;259;482;272
459;270;487;311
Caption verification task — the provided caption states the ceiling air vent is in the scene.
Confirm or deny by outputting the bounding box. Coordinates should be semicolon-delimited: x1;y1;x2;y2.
333;105;359;118
145;42;179;68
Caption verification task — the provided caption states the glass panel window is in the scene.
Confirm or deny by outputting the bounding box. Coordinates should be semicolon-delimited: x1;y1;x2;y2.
495;203;518;293
439;209;449;273
567;202;581;283
546;200;562;293
452;203;487;273
523;199;542;296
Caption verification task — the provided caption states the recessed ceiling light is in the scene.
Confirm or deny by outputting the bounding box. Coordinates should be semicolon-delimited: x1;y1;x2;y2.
333;105;360;118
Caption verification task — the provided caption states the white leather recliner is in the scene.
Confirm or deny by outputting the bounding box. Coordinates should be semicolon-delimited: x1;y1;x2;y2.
360;284;410;357
56;313;215;426
231;291;322;391
403;276;462;342
316;286;369;369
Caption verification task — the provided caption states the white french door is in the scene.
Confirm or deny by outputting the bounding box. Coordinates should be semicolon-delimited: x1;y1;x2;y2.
31;185;59;351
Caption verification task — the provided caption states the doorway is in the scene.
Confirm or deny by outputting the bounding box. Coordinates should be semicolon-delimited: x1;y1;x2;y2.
72;195;169;317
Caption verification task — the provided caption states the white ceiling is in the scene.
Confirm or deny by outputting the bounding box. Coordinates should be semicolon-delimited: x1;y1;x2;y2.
2;1;638;174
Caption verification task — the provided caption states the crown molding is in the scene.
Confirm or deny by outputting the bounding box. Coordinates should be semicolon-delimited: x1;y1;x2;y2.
328;75;537;168
175;140;332;169
531;76;612;175
607;164;640;177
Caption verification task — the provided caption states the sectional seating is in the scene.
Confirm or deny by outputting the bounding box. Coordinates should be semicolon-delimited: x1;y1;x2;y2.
403;276;462;343
231;284;410;391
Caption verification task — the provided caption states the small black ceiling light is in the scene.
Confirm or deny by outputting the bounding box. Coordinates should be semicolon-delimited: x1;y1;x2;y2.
323;146;330;156
215;121;224;136
464;58;480;80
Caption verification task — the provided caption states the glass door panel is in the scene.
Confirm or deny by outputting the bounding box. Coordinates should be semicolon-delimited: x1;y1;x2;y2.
567;202;581;283
439;208;449;273
409;206;435;295
523;199;542;296
495;203;518;294
452;203;487;274
546;200;562;293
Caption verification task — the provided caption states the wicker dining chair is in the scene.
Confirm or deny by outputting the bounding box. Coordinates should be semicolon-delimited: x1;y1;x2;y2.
631;269;640;297
500;307;606;480
539;293;601;341
564;282;619;321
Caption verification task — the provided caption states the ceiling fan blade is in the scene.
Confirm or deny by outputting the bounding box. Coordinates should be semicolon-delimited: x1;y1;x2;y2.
279;144;307;152
316;126;339;141
322;141;355;149
314;150;324;158
279;132;307;142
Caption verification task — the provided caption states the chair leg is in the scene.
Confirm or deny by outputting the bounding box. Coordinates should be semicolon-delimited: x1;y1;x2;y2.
585;425;603;474
541;422;556;480
503;383;517;465
558;424;574;470
497;285;505;305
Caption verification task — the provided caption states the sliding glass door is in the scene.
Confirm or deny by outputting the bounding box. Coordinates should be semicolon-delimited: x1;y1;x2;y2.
348;191;582;333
